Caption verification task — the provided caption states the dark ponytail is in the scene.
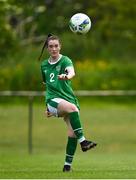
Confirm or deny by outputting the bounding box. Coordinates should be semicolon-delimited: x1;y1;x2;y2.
38;33;53;61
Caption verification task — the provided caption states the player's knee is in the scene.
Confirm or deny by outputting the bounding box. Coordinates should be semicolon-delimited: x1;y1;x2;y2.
69;104;78;113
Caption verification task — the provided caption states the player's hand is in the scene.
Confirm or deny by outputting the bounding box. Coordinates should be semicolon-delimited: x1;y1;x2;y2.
45;108;53;117
58;74;68;80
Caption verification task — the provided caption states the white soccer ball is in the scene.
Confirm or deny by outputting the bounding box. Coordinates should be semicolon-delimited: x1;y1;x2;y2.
69;13;91;34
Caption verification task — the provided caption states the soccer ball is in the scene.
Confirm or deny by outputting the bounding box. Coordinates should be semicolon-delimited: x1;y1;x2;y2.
69;13;91;34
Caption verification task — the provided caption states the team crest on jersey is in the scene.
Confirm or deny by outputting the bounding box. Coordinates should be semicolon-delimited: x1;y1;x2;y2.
44;70;47;73
56;65;61;72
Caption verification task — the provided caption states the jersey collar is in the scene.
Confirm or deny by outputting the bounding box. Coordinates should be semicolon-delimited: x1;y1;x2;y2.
48;54;62;65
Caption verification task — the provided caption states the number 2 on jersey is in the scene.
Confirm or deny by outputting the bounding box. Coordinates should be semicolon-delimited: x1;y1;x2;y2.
50;73;55;82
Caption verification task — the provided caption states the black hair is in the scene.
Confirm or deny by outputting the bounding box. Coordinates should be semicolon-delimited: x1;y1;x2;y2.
38;33;52;61
38;33;60;61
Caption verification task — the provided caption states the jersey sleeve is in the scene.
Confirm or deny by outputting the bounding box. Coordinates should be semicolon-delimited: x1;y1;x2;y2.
63;56;74;69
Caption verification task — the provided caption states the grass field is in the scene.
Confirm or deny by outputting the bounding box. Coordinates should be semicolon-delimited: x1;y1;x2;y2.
0;98;136;178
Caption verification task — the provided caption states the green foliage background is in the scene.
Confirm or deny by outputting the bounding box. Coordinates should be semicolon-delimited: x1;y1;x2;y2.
0;0;136;90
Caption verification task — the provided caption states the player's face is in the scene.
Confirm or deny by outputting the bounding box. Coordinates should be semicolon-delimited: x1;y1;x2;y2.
47;39;61;60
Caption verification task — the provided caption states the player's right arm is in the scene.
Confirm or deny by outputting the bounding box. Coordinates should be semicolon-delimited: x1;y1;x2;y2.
45;108;53;117
41;64;46;84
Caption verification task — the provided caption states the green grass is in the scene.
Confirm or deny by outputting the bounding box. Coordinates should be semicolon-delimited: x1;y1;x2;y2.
0;99;136;178
0;153;136;179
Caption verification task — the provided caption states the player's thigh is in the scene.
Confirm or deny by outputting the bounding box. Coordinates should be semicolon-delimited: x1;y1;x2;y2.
47;98;78;117
58;99;79;116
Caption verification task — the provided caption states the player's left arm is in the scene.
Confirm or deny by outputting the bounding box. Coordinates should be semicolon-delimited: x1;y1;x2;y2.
41;65;46;84
58;66;75;80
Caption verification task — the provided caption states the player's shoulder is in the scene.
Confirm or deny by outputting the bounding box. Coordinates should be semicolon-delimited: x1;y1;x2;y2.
41;58;48;67
62;55;72;61
61;55;73;64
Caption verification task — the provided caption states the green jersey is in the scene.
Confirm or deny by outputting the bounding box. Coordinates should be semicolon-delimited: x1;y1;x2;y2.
41;55;79;109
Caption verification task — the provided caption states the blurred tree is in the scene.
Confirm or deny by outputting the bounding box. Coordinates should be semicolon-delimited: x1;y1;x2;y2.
0;0;18;57
0;0;136;90
0;0;136;60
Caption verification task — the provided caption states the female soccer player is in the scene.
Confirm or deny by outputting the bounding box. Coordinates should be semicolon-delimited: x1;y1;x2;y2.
39;34;97;172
